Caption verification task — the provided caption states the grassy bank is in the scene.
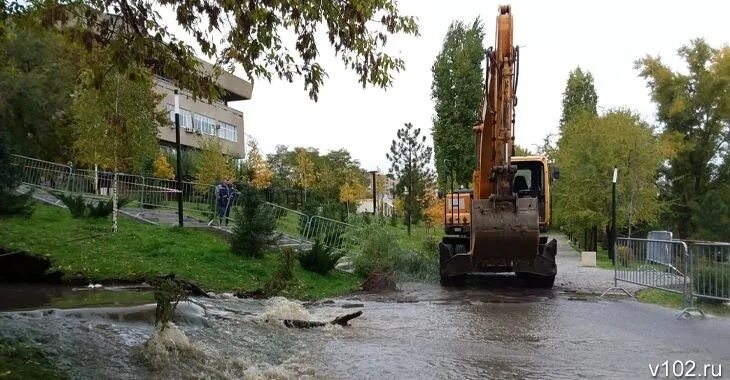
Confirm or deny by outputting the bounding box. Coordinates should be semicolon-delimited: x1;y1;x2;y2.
0;204;359;300
636;289;730;317
0;336;69;379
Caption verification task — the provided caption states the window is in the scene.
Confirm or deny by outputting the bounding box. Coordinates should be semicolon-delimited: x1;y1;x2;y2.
166;104;193;129
218;122;237;142
193;113;217;135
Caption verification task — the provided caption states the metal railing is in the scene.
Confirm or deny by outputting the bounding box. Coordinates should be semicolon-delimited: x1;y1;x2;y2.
11;153;359;254
300;215;354;253
604;237;730;319
687;242;730;304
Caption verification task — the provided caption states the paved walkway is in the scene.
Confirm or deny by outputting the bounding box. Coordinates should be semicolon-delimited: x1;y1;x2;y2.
551;233;641;295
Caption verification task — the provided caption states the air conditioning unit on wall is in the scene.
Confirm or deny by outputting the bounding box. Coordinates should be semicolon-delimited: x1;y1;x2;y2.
185;127;194;133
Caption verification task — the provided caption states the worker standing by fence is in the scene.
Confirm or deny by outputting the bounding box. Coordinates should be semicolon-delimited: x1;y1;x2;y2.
215;177;237;226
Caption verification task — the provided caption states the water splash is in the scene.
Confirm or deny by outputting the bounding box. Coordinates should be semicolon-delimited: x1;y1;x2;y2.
258;297;312;326
140;323;204;371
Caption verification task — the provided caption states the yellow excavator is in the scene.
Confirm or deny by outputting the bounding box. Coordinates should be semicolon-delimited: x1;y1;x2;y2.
440;5;559;287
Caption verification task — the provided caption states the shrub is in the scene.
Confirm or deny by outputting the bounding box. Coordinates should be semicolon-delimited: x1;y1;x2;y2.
87;198;130;218
264;248;297;295
389;212;398;227
393;249;438;282
55;193;87;218
231;185;278;258
423;235;440;254
344;218;402;277
299;238;345;274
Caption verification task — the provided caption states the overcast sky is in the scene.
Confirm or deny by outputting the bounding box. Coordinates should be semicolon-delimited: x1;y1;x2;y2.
166;0;729;173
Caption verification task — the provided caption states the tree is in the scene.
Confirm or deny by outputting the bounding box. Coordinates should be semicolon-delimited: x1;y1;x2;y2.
375;173;388;215
242;138;273;190
386;122;435;235
635;39;730;238
559;67;598;130
196;136;234;187
71;61;165;232
153;152;175;179
514;145;533;156
0;135;33;216
293;148;317;202
339;170;366;216
431;19;485;191
422;190;444;233
0;24;79;161
554;109;666;239
19;0;419;102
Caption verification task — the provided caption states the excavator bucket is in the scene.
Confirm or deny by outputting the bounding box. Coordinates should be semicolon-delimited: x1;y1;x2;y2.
470;197;539;267
440;196;557;287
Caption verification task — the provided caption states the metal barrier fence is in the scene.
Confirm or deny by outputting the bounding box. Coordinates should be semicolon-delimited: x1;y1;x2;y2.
688;242;730;303
604;237;730;318
300;215;355;253
11;153;359;254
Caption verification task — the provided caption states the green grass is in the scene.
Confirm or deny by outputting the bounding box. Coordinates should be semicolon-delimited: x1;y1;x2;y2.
0;336;69;379
0;204;359;300
388;221;444;252
636;288;730;317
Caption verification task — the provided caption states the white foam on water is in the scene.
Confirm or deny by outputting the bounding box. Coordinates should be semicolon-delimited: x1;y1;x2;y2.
258;297;312;326
140;322;205;370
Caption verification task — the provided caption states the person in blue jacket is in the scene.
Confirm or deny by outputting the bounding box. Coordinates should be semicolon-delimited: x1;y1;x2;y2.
215;177;236;226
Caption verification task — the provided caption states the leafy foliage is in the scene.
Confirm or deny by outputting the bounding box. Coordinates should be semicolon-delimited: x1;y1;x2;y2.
559;67;598;129
153;153;175;180
0;136;33;217
196;136;234;189
298;238;344;274
431;19;485;190
231;185;278;258
293;148;317;201
263;248;297;296
17;0;418;102
241;138;273;189
71;64;165;175
554;109;666;236
339;170;367;215
0;23;79;162
345;218;403;277
149;276;188;331
635;39;730;239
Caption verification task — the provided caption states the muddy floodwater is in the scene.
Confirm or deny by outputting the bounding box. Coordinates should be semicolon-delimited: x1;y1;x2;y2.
1;280;730;380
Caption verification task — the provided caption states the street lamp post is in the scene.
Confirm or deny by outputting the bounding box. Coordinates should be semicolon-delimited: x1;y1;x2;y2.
174;90;184;227
369;170;377;216
610;166;617;263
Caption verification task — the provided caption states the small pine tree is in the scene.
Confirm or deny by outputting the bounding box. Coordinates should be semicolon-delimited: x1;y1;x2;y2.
231;185;278;258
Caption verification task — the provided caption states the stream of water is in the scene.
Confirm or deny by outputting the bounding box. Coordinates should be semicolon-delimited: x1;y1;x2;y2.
1;283;730;379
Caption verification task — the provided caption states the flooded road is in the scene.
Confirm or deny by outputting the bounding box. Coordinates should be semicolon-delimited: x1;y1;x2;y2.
1;236;729;379
2;284;729;379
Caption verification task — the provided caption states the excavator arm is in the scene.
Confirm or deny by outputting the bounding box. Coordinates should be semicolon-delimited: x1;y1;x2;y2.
474;5;519;201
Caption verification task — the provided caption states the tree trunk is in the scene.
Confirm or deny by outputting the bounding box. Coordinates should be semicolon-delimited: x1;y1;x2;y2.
112;171;118;233
283;311;363;328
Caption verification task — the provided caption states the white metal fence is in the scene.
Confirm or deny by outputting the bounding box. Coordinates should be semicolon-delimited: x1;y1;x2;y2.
604;236;730;318
11;153;359;253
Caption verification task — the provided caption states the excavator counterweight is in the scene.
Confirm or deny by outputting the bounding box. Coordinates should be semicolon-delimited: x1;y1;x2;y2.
440;5;558;288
